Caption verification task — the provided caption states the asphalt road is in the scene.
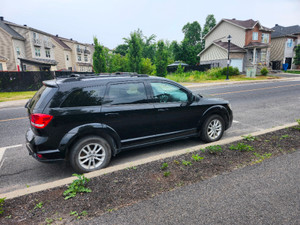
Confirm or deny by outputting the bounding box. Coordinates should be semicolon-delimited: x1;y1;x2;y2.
85;150;300;225
0;77;300;194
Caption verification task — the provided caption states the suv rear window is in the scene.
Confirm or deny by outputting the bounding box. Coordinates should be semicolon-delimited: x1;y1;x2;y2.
28;85;55;110
61;86;105;107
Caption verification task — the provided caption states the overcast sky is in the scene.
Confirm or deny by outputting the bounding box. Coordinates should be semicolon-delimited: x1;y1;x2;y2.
1;0;300;49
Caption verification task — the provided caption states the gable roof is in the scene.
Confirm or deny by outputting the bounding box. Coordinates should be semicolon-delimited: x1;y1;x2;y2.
0;20;25;40
271;24;300;38
51;35;72;50
204;18;273;39
198;41;246;57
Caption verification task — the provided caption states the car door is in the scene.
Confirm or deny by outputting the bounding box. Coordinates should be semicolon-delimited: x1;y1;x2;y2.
101;81;157;148
148;81;201;139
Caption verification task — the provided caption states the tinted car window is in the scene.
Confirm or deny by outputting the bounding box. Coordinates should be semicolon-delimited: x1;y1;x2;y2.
61;86;105;107
28;85;55;110
150;82;188;103
107;83;148;105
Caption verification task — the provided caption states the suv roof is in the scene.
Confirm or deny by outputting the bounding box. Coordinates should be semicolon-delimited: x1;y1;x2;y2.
44;73;166;88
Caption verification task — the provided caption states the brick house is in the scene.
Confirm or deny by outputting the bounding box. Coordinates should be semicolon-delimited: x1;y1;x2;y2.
270;24;300;70
198;18;273;74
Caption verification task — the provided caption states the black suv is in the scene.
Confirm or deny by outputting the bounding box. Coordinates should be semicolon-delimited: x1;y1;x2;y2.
26;74;232;173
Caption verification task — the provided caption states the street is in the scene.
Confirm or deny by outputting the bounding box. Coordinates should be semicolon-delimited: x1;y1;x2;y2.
0;78;300;194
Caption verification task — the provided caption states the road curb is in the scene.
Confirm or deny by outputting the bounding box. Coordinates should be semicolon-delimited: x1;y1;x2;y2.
0;122;298;200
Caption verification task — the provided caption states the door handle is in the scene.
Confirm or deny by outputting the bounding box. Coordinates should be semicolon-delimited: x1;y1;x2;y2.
104;113;119;117
157;109;168;112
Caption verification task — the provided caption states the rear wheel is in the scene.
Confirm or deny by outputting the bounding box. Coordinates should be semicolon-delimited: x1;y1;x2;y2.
201;115;225;143
69;136;112;173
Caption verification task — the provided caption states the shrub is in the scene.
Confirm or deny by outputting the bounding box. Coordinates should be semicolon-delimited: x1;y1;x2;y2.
260;67;269;76
221;66;240;76
175;64;185;74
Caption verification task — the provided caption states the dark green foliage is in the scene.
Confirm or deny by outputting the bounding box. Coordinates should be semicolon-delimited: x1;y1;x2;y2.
114;44;129;56
0;198;5;215
155;41;168;77
205;145;223;154
221;66;240;76
229;143;254;152
128;32;143;73
294;45;300;65
260;67;269;76
93;37;107;73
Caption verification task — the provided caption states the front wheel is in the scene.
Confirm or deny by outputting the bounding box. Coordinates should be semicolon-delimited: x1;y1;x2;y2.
201;115;225;143
69;136;112;173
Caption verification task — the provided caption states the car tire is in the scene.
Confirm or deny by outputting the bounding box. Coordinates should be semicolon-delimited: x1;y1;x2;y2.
201;114;225;143
69;136;112;173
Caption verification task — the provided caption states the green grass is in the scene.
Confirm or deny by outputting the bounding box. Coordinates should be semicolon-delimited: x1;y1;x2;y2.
283;70;300;74
0;91;36;102
166;69;279;83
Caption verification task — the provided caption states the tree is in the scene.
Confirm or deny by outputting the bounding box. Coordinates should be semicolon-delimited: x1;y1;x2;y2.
202;14;217;48
93;37;106;73
114;44;129;56
127;31;143;73
182;21;202;46
155;40;168;77
140;58;155;75
294;44;300;66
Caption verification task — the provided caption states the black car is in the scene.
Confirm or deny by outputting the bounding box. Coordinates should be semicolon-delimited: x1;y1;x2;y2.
25;73;233;173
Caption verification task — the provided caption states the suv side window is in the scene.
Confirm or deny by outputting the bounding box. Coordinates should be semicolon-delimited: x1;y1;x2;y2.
61;86;104;107
106;82;148;105
150;82;188;103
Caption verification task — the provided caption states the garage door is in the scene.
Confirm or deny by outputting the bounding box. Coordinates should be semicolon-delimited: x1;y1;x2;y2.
230;59;243;72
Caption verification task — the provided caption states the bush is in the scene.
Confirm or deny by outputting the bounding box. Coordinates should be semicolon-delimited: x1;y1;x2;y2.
260;67;269;76
175;64;185;74
221;66;240;76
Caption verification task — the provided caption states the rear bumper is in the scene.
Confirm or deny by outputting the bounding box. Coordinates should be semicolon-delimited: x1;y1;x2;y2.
26;128;64;162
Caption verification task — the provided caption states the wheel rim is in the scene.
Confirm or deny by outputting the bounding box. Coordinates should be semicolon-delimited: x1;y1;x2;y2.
207;119;222;140
78;143;106;170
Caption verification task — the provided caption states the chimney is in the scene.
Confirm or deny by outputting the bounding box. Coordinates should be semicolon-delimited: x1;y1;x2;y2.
275;24;278;26
24;24;27;27
232;18;236;20
0;16;3;21
70;38;73;41
56;34;58;37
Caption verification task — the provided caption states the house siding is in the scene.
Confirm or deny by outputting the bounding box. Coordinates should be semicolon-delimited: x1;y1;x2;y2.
270;37;286;62
200;45;227;61
205;22;246;48
0;27;17;70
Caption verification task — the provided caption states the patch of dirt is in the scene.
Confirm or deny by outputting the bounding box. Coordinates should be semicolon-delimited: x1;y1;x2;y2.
1;126;300;224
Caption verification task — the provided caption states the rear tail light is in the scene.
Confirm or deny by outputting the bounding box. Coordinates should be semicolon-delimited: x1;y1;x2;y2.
30;113;53;129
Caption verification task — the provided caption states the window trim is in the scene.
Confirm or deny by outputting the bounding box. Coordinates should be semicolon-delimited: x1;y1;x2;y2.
252;32;258;41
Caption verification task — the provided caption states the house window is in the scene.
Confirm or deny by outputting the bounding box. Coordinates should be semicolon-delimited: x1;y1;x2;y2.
23;64;27;71
261;33;269;43
35;47;41;57
84;56;88;62
252;32;258;41
0;63;3;71
16;47;21;56
45;49;51;58
78;55;81;61
66;55;69;61
287;39;293;48
33;32;38;39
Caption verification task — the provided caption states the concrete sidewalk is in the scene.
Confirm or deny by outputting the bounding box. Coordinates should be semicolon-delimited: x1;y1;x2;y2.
84;150;300;225
0;99;28;109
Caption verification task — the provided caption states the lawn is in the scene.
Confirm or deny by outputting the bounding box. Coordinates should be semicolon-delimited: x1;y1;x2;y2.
284;70;300;74
0;91;36;102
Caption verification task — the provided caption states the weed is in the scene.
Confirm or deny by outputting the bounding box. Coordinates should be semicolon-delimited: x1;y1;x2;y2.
107;208;116;212
192;154;204;161
200;148;206;153
126;166;137;170
205;145;222;154
161;162;169;170
242;134;256;141
5;215;11;219
229;143;254;152
176;181;184;187
252;152;272;164
45;218;53;224
297;119;300;125
182;160;192;166
163;171;171;177
280;134;289;140
34;201;43;210
63;174;91;200
173;160;180;165
70;210;87;219
0;197;5;215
